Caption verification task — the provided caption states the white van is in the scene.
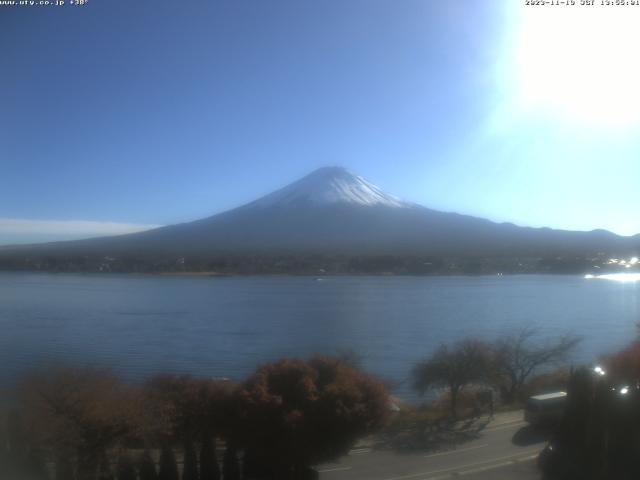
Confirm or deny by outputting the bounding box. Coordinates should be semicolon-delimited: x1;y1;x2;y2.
525;391;567;425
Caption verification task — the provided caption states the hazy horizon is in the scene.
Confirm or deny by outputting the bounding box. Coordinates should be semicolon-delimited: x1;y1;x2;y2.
4;1;640;244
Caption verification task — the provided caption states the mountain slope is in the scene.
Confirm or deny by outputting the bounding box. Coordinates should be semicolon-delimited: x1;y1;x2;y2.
1;167;637;258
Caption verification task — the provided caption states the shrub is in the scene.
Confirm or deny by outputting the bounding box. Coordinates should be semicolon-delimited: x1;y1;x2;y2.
236;356;389;478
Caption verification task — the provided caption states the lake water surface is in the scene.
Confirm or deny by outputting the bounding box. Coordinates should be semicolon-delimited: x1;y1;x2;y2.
2;273;639;399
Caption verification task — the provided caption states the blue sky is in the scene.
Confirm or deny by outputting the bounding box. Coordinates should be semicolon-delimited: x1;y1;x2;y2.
2;1;640;244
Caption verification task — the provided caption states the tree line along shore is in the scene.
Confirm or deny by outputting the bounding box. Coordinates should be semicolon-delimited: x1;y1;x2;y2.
0;251;636;275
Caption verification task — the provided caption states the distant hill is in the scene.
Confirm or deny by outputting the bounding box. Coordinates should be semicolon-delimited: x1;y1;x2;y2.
1;167;639;272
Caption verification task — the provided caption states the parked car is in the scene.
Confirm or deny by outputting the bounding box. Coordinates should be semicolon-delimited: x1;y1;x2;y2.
538;439;581;479
525;391;567;426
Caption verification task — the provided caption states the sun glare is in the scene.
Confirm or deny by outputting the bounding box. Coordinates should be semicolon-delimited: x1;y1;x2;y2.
514;6;640;128
587;273;640;282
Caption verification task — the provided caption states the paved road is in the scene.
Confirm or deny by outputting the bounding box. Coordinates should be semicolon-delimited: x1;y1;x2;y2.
318;411;545;480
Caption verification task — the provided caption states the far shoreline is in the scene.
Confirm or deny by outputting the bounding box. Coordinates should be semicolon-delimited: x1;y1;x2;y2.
0;269;612;278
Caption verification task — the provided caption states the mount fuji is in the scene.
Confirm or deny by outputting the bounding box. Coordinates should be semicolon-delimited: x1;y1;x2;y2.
1;167;636;261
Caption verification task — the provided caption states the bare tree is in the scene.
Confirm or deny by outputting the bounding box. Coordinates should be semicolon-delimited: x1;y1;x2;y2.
412;340;492;417
491;326;581;403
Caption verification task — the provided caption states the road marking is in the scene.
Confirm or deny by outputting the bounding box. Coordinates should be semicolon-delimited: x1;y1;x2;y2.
484;421;527;432
423;443;488;458
381;447;542;480
444;449;540;478
515;454;538;462
349;448;372;455
458;460;513;475
317;466;353;473
458;453;537;475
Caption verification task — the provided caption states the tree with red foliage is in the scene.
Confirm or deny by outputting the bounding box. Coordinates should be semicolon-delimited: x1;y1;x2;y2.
141;375;202;443
236;356;389;479
142;375;235;480
141;375;235;445
602;339;640;384
19;367;138;480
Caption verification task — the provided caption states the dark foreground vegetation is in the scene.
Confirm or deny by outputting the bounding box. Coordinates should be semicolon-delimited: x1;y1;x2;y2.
5;326;640;480
0;357;389;480
0;327;580;480
538;340;640;480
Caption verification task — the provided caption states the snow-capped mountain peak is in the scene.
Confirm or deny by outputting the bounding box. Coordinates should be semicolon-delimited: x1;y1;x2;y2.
249;166;411;209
